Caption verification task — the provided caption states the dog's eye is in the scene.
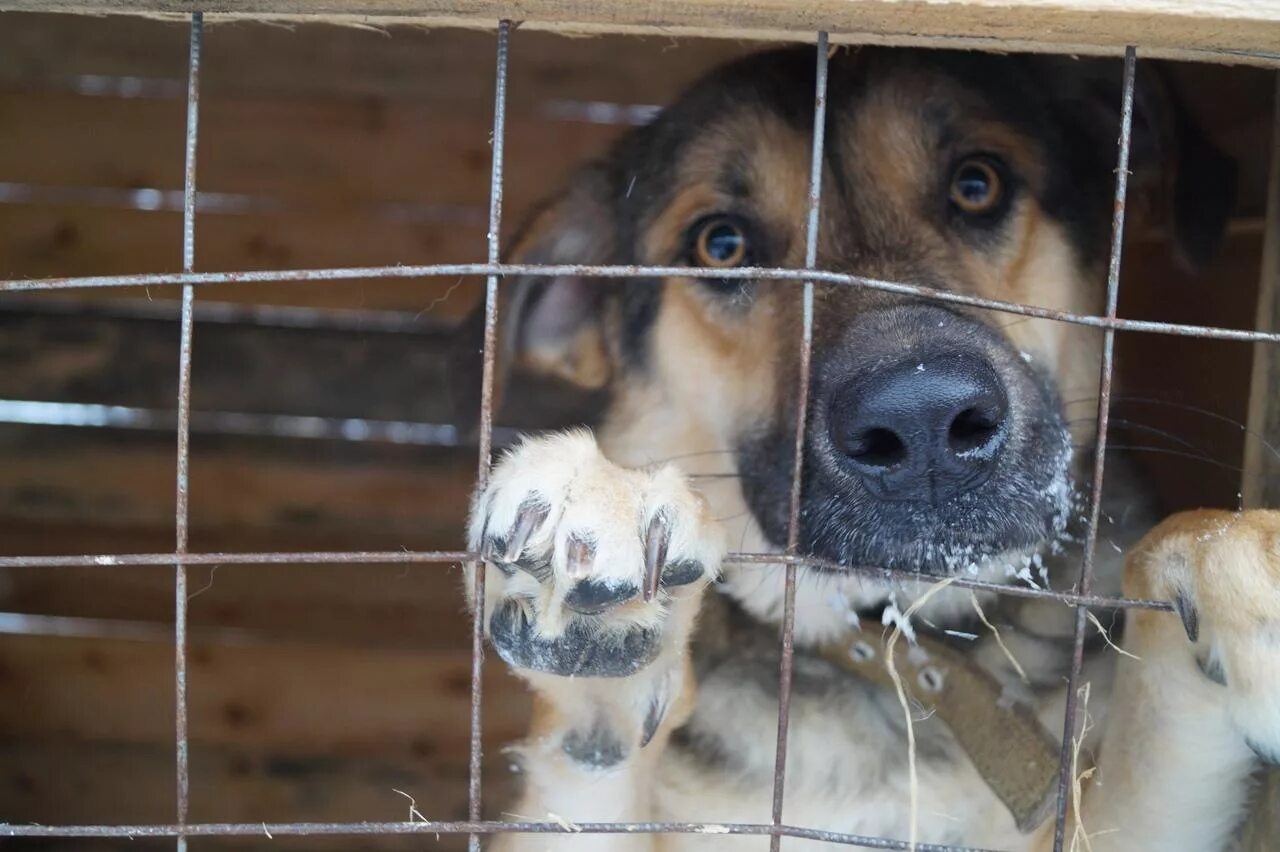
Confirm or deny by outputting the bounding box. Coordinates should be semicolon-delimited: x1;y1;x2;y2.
949;157;1004;216
693;217;749;268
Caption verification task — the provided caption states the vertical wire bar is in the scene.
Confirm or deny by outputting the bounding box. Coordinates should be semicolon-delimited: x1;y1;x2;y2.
174;12;203;852
769;31;830;852
468;19;511;852
1050;45;1137;852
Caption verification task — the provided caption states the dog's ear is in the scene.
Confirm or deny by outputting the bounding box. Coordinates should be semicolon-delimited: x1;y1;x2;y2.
1041;58;1237;271
449;166;617;430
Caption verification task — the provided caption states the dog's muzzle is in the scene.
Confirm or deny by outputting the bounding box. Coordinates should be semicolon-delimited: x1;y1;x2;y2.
781;301;1072;573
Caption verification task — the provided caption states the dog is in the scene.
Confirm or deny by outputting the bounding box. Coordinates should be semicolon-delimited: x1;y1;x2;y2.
457;46;1280;850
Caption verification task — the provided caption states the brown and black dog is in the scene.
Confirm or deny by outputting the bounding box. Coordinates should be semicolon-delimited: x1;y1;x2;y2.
460;47;1280;850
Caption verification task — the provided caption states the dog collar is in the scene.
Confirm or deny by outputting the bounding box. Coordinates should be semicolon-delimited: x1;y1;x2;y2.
818;620;1060;834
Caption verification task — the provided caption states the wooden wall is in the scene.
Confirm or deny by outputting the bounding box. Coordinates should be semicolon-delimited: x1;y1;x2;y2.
0;11;1272;849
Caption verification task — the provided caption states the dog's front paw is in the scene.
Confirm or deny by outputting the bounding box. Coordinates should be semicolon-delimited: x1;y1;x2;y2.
467;430;723;682
1127;509;1280;764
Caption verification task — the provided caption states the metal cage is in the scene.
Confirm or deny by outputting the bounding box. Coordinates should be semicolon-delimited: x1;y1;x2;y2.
1;11;1278;852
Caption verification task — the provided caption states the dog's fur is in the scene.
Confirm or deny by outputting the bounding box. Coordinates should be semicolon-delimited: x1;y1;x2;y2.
460;47;1279;850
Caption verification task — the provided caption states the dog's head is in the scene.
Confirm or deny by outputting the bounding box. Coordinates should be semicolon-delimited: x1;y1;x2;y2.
465;47;1233;581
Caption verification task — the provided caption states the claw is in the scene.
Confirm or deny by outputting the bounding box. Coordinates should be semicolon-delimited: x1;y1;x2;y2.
504;501;549;563
566;536;596;581
643;513;669;602
1173;591;1199;643
640;681;670;748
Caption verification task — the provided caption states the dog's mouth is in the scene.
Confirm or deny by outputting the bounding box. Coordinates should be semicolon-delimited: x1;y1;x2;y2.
740;444;1078;578
801;436;1077;578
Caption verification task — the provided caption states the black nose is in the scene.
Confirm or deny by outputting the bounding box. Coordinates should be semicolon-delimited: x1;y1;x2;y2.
828;353;1009;504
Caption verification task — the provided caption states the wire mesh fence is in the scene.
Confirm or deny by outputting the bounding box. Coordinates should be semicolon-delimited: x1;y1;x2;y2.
0;10;1276;852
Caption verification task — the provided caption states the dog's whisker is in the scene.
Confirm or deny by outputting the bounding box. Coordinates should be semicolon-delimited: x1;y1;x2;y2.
1064;417;1206;454
1064;395;1280;461
1109;396;1280;464
648;448;737;465
1070;444;1245;475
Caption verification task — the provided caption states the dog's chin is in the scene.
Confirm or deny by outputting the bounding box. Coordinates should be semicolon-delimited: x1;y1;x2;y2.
736;416;1078;580
798;489;1067;578
738;447;1077;579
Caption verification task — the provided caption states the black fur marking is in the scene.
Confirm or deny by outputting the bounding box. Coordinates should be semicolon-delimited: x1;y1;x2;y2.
564;579;638;614
489;599;662;678
661;560;705;588
563;716;628;768
640;689;669;748
617;277;664;368
1195;652;1227;687
1247;738;1279;767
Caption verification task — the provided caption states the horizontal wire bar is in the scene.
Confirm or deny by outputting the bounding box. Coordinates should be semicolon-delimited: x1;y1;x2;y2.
0;548;1173;611
0;550;475;567
0;820;1001;850
2;262;1278;343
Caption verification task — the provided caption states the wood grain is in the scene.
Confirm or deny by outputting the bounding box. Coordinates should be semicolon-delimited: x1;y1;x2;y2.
3;1;1280;65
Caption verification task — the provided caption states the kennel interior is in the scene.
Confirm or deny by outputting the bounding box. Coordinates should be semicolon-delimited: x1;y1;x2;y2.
0;5;1277;851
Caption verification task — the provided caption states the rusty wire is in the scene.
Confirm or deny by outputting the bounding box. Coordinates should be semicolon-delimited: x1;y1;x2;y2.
172;12;202;849
4;261;1279;343
0;12;1273;852
467;19;512;852
770;30;830;851
1050;46;1138;852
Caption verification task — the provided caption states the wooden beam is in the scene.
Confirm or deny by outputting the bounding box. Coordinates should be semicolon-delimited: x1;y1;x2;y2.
1236;71;1280;852
0;14;750;107
0;633;530;759
1;738;520;845
0;426;476;537
1243;77;1280;510
3;1;1280;66
0;90;621;220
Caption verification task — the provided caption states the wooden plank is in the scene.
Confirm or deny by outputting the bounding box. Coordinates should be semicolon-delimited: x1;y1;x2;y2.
0;204;484;314
1237;74;1280;852
1;739;519;848
0;14;750;108
0;90;621;214
1243;77;1280;510
0;305;595;428
0;426;476;539
1115;229;1263;513
0;562;471;650
0;310;460;419
0;632;530;759
3;1;1280;66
